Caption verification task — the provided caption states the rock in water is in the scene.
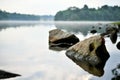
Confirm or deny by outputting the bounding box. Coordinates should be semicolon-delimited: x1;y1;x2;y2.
106;27;118;44
66;35;110;76
116;41;120;50
112;64;120;80
49;29;79;51
90;30;97;34
0;70;21;79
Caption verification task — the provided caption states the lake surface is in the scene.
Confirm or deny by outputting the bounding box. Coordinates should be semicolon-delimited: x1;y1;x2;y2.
0;21;120;80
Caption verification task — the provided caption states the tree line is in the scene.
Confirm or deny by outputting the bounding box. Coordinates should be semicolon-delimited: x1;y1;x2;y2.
0;10;41;20
0;10;54;21
55;5;120;21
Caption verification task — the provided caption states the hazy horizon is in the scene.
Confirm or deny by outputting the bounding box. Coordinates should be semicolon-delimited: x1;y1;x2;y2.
0;0;120;15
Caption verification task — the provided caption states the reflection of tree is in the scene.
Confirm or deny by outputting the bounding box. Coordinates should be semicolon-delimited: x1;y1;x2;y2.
55;22;120;50
55;22;117;36
111;64;120;80
55;22;89;36
0;21;49;31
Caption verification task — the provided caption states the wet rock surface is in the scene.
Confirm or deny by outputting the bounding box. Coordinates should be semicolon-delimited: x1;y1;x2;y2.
106;27;118;44
49;29;79;51
0;70;21;79
116;41;120;50
100;26;119;44
66;35;110;76
90;30;97;34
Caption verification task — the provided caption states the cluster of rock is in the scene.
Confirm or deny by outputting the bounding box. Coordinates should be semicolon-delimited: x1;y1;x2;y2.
49;29;110;76
90;24;120;50
101;26;120;50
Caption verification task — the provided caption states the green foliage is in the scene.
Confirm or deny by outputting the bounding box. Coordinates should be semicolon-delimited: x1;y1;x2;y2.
55;5;120;21
0;10;40;20
113;22;120;25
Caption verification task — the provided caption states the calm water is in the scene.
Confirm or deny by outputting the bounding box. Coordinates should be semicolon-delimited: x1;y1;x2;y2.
0;21;120;80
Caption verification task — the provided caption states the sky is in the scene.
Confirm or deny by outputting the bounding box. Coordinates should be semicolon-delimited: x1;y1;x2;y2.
0;0;120;15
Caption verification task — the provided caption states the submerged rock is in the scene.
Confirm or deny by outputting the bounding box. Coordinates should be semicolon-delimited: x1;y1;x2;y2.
116;42;120;50
66;35;110;76
0;70;21;79
49;29;79;51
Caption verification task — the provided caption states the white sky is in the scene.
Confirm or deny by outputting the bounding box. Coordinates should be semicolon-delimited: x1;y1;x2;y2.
0;0;120;15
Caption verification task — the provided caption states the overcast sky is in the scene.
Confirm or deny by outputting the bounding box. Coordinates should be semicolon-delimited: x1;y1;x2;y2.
0;0;120;15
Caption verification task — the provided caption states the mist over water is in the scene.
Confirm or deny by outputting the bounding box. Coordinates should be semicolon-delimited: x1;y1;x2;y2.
0;21;120;80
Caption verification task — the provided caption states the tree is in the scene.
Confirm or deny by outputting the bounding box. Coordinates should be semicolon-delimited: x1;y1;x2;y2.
83;4;89;10
55;5;120;21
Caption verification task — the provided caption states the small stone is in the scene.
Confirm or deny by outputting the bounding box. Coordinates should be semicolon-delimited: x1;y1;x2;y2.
90;30;97;34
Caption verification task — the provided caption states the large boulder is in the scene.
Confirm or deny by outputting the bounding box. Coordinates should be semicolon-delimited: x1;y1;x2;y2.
66;35;110;76
49;29;79;51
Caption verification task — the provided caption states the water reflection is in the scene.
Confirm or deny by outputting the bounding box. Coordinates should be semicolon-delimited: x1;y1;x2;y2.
51;21;120;78
0;21;54;31
55;21;120;50
0;21;120;80
68;57;105;77
54;21;118;36
48;26;111;77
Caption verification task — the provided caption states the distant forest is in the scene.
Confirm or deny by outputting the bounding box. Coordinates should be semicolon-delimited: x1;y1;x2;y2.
55;5;120;21
0;10;54;21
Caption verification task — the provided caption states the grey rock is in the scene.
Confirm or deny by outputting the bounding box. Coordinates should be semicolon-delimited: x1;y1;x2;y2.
49;29;79;51
66;35;110;76
106;27;118;43
90;30;97;34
